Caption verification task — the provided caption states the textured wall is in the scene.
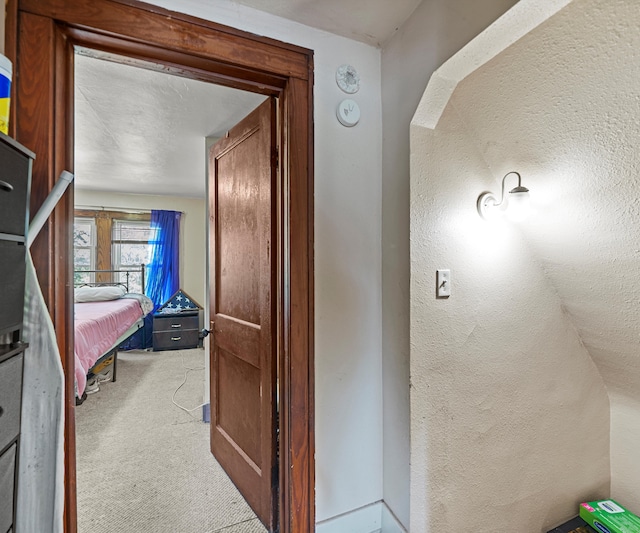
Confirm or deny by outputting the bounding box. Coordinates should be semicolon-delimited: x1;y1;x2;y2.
380;0;518;527
610;393;640;506
434;0;640;515
410;105;610;531
407;0;640;529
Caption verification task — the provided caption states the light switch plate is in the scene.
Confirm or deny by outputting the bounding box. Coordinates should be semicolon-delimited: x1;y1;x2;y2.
436;269;451;298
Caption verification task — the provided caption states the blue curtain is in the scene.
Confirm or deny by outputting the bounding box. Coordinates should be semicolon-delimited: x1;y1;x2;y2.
146;209;181;309
121;209;181;350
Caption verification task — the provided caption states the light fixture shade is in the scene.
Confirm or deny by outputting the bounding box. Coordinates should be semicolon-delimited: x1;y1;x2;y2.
506;187;531;222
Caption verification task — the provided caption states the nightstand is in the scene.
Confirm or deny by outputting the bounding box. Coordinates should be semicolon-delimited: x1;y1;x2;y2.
152;311;200;351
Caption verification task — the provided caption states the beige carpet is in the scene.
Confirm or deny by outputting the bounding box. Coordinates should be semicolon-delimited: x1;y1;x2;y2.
75;348;267;533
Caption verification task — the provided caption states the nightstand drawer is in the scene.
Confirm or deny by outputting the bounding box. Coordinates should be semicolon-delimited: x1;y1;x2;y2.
153;329;199;350
0;353;23;453
0;443;16;533
154;314;199;332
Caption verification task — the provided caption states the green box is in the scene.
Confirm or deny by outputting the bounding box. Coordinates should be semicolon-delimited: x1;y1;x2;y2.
579;500;640;533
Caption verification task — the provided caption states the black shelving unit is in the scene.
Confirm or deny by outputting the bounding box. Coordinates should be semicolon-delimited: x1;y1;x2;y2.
0;131;34;533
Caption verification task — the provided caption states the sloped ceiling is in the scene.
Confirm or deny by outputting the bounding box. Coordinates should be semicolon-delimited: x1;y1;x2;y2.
74;53;266;198
423;0;640;400
230;0;422;46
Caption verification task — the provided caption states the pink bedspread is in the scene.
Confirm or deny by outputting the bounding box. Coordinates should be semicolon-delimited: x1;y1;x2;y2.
74;299;144;395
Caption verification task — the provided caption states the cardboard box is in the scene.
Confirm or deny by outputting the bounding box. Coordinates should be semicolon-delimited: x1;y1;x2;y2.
579;500;640;533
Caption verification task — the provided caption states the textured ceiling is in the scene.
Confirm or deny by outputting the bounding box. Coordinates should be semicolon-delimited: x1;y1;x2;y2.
73;0;424;197
230;0;422;46
74;53;266;198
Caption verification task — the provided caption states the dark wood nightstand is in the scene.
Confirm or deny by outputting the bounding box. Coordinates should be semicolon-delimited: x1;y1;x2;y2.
152;311;200;351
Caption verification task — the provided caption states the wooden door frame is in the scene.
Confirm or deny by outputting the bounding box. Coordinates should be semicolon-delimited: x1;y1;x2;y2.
4;1;315;532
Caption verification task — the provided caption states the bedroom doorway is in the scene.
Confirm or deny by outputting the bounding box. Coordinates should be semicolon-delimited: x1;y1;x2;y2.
6;1;314;532
72;51;273;531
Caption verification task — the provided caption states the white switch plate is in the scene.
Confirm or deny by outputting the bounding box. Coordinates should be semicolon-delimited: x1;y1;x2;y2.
436;269;451;298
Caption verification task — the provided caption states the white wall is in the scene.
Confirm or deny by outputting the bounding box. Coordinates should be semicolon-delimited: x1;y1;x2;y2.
610;393;640;509
144;0;384;524
408;0;640;528
413;0;640;520
74;189;206;308
380;0;518;527
410;104;610;532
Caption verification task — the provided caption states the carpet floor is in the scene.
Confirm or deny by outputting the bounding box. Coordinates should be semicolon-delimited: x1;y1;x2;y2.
75;348;267;533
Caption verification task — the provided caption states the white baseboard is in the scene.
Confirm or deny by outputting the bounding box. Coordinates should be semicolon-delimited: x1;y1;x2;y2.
316;501;407;533
380;502;407;533
316;502;382;533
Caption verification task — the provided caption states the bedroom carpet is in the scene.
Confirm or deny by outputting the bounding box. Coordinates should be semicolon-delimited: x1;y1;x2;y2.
75;348;267;533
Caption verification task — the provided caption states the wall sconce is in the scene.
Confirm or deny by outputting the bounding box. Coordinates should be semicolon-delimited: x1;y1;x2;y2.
477;171;531;221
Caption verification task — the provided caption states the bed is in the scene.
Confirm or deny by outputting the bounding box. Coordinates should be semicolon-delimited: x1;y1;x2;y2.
74;267;153;403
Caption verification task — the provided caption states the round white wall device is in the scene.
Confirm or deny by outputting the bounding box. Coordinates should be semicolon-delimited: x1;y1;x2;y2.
337;99;360;127
336;64;360;94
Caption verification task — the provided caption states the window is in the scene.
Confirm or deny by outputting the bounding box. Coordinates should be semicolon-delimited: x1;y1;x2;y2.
112;219;156;293
73;217;96;286
73;210;153;292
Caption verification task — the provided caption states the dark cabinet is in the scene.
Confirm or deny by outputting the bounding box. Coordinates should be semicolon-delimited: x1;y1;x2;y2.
0;131;34;533
0;241;28;337
0;347;24;533
0;133;33;341
0;351;24;453
547;516;595;532
0;443;17;533
0;135;32;239
153;312;200;351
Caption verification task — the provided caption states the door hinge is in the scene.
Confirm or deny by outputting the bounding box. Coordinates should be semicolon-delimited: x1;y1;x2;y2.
273;146;279;168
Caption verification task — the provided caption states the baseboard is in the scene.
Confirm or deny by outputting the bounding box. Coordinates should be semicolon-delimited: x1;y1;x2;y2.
315;501;408;533
316;502;382;533
202;402;210;423
380;502;408;533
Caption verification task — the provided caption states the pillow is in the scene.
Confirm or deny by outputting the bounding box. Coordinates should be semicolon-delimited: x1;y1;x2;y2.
74;285;126;303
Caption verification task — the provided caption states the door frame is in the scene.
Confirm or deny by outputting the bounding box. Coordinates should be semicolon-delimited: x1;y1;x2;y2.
5;1;315;532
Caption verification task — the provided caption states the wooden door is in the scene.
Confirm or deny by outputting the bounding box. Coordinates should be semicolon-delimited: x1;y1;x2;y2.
209;98;278;531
